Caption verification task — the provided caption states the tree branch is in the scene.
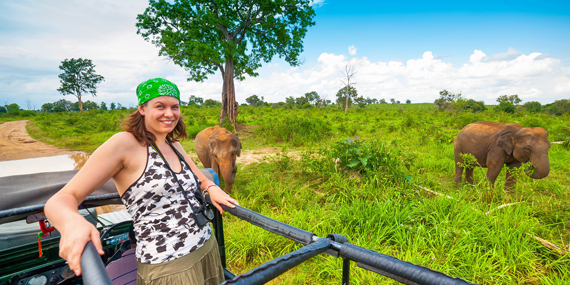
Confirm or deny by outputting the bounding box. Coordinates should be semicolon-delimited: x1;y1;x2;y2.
250;28;294;63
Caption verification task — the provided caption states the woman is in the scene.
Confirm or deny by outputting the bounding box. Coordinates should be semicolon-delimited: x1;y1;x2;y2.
45;78;237;284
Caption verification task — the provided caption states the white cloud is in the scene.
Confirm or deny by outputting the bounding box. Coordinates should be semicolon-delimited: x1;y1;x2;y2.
234;49;569;105
482;47;523;62
310;0;326;8
348;45;357;56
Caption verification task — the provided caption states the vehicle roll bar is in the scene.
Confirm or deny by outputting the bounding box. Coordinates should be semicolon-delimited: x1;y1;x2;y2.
81;241;112;285
221;238;331;285
215;200;475;285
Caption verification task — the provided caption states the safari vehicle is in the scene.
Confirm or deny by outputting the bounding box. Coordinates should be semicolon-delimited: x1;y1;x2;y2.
0;169;474;285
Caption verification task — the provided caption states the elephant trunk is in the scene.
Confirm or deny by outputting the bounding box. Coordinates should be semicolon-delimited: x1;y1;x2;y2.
220;163;237;193
529;155;550;179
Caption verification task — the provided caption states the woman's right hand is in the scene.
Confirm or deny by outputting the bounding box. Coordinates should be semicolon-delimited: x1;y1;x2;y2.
58;217;104;276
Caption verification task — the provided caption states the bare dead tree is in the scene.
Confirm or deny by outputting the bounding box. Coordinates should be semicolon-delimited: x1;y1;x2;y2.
25;98;32;110
339;64;357;115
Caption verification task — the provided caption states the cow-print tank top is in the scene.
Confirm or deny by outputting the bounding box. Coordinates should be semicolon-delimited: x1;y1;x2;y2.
120;144;211;264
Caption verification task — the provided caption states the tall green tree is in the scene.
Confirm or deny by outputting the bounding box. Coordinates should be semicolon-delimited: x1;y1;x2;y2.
285;96;296;108
523;101;541;113
304;91;319;106
53;99;72;113
5;103;20;113
83;100;99;111
136;0;316;130
295;96;308;107
188;95;204;106
545;99;570;116
497;95;522;105
434;90;459;111
335;86;358;108
245;94;264;107
57;58;105;112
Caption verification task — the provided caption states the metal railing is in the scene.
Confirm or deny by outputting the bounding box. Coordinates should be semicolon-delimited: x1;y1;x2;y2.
210;199;475;285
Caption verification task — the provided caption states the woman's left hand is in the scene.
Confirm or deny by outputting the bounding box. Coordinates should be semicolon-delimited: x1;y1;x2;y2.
207;186;238;214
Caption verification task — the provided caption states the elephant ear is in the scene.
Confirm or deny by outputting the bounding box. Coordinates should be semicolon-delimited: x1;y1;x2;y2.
235;135;242;157
208;136;218;157
497;132;515;155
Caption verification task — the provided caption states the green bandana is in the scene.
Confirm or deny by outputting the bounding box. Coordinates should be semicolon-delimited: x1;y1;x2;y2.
136;78;180;105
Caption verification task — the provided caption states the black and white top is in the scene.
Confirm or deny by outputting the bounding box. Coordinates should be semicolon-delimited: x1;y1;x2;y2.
120;144;211;264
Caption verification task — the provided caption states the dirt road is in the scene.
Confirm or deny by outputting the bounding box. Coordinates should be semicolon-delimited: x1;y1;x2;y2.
0;120;71;161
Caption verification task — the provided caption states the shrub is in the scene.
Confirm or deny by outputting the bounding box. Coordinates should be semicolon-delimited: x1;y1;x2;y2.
463;99;486;113
258;115;331;146
519;115;544;128
523;101;542;113
455;113;480;129
434;129;456;144
330;137;412;186
544;99;570;116
496;101;516;113
20;110;36;117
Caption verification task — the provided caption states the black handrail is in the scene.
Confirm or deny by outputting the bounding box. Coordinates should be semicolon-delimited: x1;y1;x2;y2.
80;241;112;285
221;238;331;285
216;201;475;285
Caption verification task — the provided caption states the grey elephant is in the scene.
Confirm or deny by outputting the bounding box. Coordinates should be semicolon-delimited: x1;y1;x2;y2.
195;126;242;193
454;121;550;188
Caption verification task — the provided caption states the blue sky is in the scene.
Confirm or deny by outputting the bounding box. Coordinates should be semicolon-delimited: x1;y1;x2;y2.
1;0;569;109
307;1;570;65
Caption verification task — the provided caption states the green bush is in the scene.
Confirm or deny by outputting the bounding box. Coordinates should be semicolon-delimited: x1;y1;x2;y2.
20;110;36;117
455;112;481;129
329;137;412;186
258;115;331;146
523;101;542;113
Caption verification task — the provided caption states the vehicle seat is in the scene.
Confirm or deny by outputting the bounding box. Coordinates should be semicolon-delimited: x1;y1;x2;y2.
106;239;132;266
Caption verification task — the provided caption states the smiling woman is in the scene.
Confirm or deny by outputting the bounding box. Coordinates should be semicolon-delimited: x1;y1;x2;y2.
44;78;239;285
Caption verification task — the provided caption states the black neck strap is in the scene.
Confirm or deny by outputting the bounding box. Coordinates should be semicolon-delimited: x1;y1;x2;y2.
147;139;206;215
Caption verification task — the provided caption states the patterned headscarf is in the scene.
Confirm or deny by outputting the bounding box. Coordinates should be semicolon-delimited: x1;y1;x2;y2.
136;78;180;106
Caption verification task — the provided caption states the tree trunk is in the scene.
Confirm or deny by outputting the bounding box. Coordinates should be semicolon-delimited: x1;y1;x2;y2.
219;59;238;132
77;90;83;113
344;84;349;115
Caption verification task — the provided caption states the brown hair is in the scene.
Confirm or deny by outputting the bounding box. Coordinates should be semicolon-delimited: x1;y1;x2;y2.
122;103;188;145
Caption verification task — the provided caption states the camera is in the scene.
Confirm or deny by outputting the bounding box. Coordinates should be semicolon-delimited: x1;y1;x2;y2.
194;204;214;228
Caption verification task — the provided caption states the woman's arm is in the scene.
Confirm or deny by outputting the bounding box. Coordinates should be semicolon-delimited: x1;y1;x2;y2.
172;142;238;214
45;133;135;276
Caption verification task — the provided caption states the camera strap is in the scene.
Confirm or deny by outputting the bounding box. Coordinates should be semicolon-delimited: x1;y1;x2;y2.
147;139;210;222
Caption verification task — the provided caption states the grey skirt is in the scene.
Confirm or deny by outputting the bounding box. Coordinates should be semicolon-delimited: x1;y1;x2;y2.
136;237;224;285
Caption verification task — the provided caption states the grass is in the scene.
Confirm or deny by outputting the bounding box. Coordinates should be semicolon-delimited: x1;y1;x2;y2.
16;103;570;284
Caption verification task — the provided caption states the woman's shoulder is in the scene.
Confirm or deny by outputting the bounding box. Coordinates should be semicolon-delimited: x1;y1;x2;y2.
102;132;144;150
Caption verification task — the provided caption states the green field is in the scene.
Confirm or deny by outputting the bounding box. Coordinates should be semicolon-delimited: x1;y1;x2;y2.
17;104;570;284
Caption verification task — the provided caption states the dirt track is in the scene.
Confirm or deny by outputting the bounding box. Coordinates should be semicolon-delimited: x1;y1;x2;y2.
0;120;71;161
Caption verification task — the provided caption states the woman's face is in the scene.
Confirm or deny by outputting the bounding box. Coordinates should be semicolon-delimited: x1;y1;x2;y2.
138;96;180;136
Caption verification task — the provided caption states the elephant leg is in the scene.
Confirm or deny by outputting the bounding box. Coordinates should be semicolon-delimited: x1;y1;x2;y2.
485;150;507;187
465;168;474;184
485;163;503;187
454;161;463;185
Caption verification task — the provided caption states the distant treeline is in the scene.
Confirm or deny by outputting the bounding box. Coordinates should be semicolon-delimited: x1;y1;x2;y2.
1;89;569;117
433;90;570;116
